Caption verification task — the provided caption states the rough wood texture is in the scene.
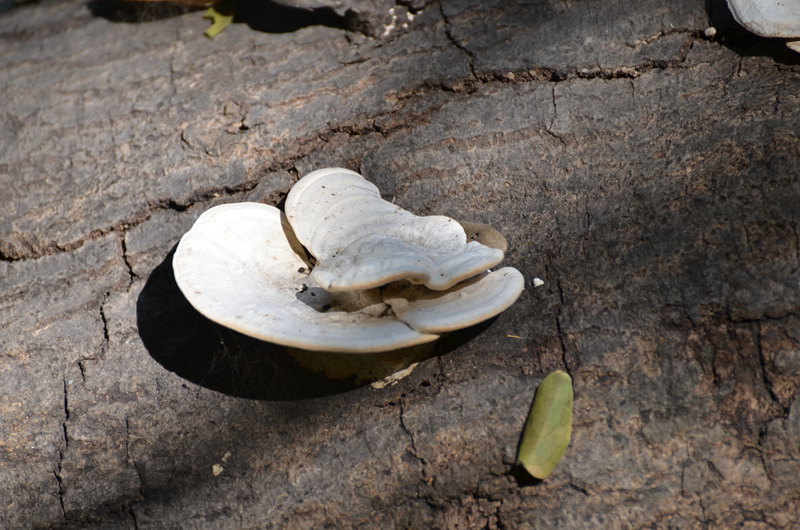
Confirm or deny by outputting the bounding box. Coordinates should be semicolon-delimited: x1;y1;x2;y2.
1;0;799;527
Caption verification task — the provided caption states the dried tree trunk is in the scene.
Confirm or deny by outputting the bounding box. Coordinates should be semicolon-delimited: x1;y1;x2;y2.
1;0;798;527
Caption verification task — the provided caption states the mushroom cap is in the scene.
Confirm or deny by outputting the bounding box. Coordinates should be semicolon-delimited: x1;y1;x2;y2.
284;168;504;291
383;267;525;333
172;202;438;353
726;0;800;38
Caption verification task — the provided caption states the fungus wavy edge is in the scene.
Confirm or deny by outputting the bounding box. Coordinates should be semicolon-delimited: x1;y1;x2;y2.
285;168;506;292
172;172;525;353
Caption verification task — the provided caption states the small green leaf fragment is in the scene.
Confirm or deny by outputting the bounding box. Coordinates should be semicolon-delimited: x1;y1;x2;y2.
203;0;234;39
516;370;573;479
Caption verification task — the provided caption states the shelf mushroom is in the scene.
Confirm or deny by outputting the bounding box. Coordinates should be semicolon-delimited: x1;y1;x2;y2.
284;168;505;291
173;168;525;353
726;0;800;52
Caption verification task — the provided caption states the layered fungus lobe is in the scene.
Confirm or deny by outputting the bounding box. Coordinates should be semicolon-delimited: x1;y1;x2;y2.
284;168;505;291
726;0;800;52
173;168;525;353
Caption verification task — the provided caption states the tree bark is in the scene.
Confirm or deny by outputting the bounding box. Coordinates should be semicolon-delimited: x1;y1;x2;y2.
1;0;798;527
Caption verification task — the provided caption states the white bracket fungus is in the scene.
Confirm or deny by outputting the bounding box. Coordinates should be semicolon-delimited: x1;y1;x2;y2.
285;168;505;291
173;168;525;353
726;0;800;52
382;269;525;334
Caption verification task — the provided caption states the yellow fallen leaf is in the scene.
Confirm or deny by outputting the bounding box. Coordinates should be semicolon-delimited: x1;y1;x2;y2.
204;0;234;39
516;370;573;479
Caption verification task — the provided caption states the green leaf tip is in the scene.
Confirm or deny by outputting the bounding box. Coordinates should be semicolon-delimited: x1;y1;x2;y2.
515;369;573;480
204;0;234;39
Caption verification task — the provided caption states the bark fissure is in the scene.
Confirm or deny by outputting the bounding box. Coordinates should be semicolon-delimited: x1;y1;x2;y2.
55;375;70;519
625;28;703;47
725;311;799;325
54;465;66;520
121;235;138;289
398;396;427;476
61;377;70;450
555;278;572;376
439;4;477;80
0;178;261;262
129;506;139;530
99;293;110;358
124;417;132;466
754;323;789;416
792;222;800;269
568;482;590;496
135;462;146;496
1;49;715;264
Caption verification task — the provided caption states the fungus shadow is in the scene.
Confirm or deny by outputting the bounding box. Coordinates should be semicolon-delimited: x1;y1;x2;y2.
87;0;350;33
136;246;492;401
87;0;199;22
705;0;800;65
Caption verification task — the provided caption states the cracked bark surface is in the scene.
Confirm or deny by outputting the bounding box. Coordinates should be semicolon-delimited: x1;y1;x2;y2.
1;0;799;527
